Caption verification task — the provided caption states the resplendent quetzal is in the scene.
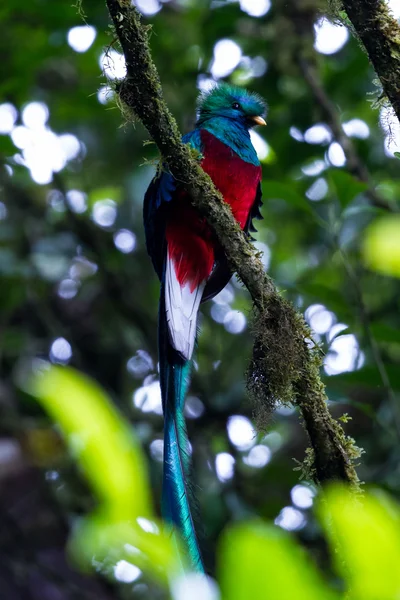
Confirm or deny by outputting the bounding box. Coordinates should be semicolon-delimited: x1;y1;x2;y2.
143;83;266;572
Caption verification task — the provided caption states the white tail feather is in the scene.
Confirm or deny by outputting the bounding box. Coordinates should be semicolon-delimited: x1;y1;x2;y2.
165;255;205;360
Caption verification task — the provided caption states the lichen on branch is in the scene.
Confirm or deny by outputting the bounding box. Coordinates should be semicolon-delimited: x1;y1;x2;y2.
105;0;361;488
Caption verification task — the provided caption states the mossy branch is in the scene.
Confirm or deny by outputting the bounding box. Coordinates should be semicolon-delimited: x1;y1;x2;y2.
105;0;360;488
336;0;400;123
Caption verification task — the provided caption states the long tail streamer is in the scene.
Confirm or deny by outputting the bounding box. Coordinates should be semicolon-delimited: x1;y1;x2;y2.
158;288;204;572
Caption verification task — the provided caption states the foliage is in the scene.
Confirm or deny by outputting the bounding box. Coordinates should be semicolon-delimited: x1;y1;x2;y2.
363;215;400;278
27;364;180;582
27;364;400;600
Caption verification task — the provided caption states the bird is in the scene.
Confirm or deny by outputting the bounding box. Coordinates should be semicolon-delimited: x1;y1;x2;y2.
143;83;266;572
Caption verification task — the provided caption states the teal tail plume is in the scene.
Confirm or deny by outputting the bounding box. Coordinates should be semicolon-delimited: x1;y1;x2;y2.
158;288;204;573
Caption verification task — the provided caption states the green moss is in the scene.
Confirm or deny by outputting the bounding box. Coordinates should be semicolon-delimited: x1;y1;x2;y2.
294;447;317;481
339;413;352;423
247;296;305;427
74;0;87;23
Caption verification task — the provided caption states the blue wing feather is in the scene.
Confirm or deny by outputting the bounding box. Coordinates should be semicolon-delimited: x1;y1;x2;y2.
143;130;203;278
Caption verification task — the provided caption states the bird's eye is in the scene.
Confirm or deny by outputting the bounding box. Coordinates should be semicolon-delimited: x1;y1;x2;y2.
232;102;241;110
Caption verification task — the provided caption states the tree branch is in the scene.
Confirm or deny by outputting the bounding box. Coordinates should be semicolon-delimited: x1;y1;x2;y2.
339;0;400;124
105;0;361;487
298;58;394;210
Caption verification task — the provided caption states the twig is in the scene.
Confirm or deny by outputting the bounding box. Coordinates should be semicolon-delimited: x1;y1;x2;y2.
299;58;395;211
337;244;400;438
104;1;361;487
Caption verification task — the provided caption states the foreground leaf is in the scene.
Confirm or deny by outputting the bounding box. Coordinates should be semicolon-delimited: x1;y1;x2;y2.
319;486;400;600
28;364;182;581
218;521;337;600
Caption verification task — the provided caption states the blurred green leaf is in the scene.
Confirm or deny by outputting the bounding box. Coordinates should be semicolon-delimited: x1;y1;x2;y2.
29;364;151;519
262;181;315;215
0;134;17;156
28;365;182;581
295;282;352;320
218;521;338;600
69;512;181;583
328;364;400;391
89;186;122;207
363;215;400;278
343;205;386;219
370;323;400;345
329;170;368;209
319;486;400;600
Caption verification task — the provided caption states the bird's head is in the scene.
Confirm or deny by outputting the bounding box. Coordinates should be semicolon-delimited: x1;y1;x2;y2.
196;83;267;129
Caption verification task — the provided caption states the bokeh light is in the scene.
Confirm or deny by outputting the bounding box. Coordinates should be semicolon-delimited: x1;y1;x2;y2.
114;229;137;253
388;0;400;19
227;415;255;451
275;506;306;531
50;337;72;364
239;0;271;17
216;452;235;482
243;445;271;468
92;199;117;228
67;25;97;53
114;560;141;583
328;142;346;167
304;123;332;145
343;118;370;139
171;573;220;600
133;379;163;414
135;0;161;15
325;334;364;375
100;50;127;80
314;18;349;55
250;130;270;161
291;485;315;509
66;190;87;214
211;39;242;79
306;178;328;201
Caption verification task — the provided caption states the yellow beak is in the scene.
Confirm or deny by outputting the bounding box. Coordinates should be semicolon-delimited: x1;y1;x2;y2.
251;115;267;126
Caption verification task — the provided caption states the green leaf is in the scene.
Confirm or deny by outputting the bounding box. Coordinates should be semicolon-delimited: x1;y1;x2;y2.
262;181;315;215
328;364;400;391
0;134;17;156
29;365;151;518
363;215;400;278
329;170;368;209
218;521;338;600
394;152;400;159
343;205;386;219
27;365;182;581
370;323;400;345
295;282;352;320
88;186;122;207
319;486;400;600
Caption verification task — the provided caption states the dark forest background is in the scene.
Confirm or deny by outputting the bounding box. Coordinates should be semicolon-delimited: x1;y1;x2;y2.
1;0;400;598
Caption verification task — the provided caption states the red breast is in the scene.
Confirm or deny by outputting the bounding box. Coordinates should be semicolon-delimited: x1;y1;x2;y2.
166;130;261;289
